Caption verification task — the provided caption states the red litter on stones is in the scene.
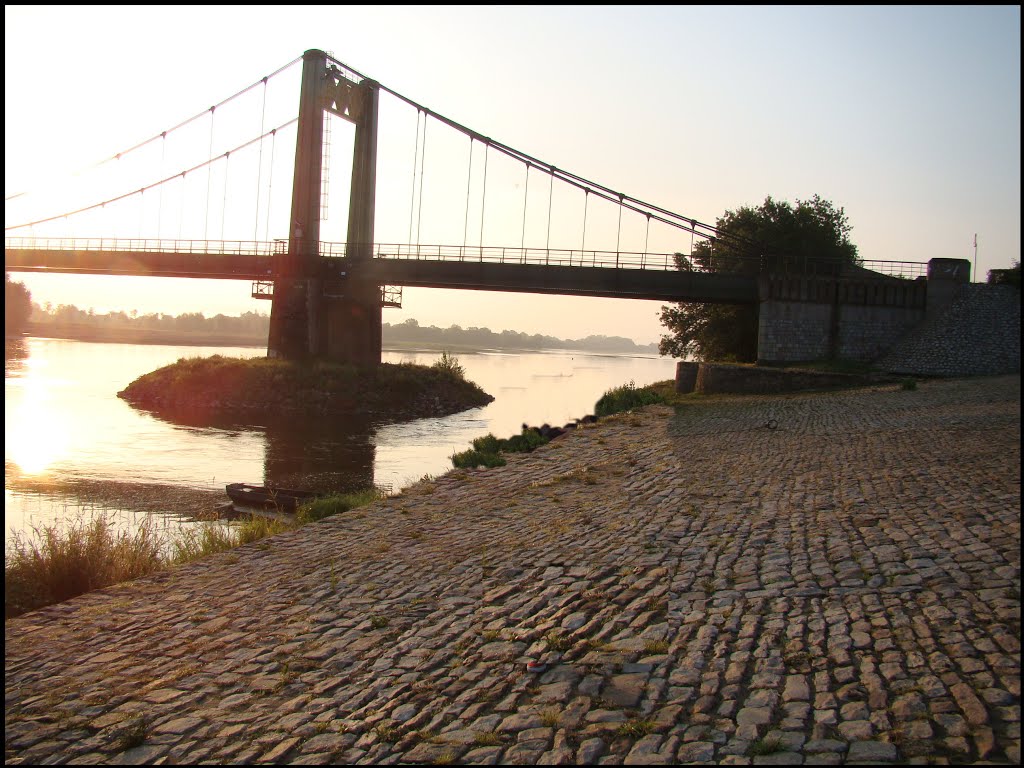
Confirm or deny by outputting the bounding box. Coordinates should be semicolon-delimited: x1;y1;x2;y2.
526;660;547;673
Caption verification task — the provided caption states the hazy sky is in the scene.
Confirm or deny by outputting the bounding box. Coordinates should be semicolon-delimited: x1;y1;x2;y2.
5;5;1020;344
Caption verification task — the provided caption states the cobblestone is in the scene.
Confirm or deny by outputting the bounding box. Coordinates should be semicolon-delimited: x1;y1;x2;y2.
5;376;1020;764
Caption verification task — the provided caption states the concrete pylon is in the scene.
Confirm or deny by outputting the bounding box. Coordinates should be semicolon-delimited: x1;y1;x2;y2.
267;49;381;365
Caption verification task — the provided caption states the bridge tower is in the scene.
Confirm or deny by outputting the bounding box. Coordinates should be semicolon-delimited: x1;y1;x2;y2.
268;49;381;365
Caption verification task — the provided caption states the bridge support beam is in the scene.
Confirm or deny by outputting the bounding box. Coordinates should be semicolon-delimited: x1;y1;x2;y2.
267;49;382;365
325;79;381;366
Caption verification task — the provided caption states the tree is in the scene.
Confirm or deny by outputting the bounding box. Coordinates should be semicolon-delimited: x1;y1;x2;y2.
5;273;33;336
659;195;859;362
988;261;1020;289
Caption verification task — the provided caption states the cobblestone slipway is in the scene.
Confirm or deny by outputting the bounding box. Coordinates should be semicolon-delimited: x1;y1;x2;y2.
5;376;1020;765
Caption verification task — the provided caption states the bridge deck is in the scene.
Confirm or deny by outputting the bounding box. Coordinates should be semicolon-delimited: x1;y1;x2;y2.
4;245;758;303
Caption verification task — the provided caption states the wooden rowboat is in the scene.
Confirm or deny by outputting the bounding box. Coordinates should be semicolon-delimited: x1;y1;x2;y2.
225;483;319;512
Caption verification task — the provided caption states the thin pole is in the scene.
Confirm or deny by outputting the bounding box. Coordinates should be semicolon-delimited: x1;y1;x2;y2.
973;233;978;282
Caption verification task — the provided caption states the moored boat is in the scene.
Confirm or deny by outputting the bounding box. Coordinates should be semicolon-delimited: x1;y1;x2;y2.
225;483;319;512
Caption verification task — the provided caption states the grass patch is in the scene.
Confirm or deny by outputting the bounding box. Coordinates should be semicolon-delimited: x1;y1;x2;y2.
6;485;384;619
594;380;664;417
900;378;918;391
5;516;165;619
296;488;387;523
451;427;550;469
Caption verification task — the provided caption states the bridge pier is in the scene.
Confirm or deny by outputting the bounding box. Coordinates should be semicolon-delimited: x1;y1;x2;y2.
268;49;382;366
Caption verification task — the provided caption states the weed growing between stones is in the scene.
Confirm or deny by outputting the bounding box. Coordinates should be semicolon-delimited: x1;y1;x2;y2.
616;718;657;738
473;731;503;747
116;716;149;751
644;640;670;655
749;735;784;756
539;707;562;727
544;631;571;651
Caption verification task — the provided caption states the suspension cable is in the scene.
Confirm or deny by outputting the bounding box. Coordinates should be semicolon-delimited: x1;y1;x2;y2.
546;168;554;253
463;137;473;250
4;56;301;203
408;109;421;247
254;77;268;242
520;162;530;252
221;151;231;240
479;142;489;252
264;128;277;242
416;117;428;248
581;190;588;252
204;107;216;241
5;118;297;232
178;172;185;240
157;132;166;238
615;194;623;256
363;71;758;252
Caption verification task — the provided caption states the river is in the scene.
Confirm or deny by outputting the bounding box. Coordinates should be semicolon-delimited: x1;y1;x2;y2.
4;337;676;544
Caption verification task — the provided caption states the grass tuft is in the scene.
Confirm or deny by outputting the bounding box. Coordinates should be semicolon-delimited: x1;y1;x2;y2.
5;516;165;619
594;380;664;417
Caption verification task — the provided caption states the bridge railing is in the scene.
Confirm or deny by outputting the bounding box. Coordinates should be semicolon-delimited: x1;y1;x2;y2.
329;242;688;271
6;237;929;280
4;236;282;257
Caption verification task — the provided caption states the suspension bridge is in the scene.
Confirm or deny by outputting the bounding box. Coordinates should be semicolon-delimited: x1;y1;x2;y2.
5;49;928;365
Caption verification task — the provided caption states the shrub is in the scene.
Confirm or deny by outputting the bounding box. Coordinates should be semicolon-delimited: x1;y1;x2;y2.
452;449;507;469
432;351;466;380
594;380;664;417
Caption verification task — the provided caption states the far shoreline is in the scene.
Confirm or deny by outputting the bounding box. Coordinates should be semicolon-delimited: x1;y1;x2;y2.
15;325;661;358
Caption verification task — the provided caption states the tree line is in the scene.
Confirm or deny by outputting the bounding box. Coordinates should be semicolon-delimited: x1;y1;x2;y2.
7;285;657;354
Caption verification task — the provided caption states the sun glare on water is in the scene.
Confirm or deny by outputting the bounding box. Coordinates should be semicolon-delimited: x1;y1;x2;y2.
5;364;72;477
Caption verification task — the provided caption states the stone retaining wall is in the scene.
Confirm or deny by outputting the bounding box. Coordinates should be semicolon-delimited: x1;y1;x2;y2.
690;362;876;395
757;274;927;364
878;283;1021;376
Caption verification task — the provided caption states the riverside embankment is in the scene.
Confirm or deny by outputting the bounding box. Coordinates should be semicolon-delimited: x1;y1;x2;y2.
4;376;1020;765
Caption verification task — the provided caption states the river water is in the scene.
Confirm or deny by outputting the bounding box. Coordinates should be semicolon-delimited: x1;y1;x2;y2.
5;337;675;544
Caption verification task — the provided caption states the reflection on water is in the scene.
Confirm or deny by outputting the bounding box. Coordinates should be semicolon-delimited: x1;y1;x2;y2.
5;338;676;542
